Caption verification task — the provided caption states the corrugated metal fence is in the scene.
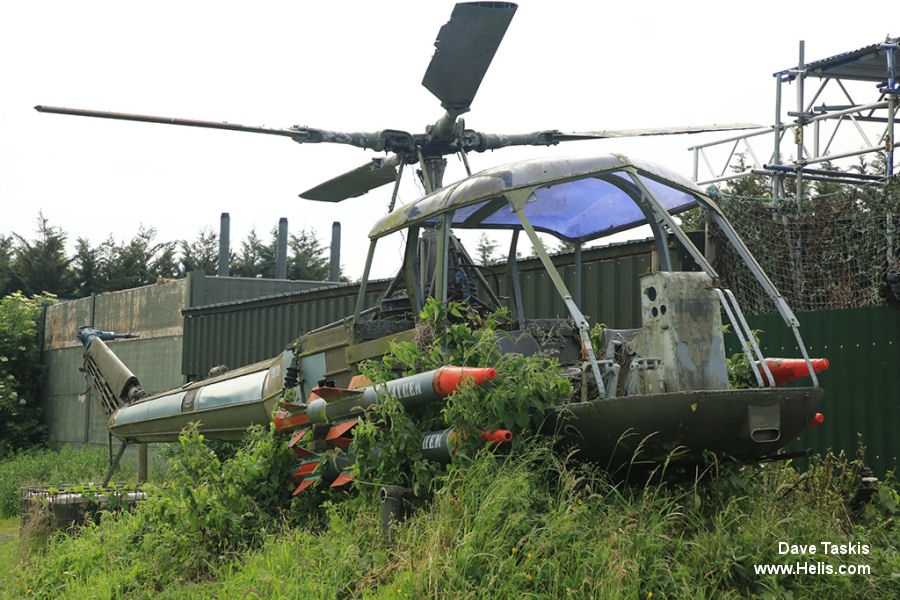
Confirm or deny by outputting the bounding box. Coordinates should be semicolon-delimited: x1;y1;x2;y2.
732;306;899;477
180;240;659;380
182;280;390;379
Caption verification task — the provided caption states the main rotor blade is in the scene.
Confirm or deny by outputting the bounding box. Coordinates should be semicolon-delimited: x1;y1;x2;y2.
35;105;308;138
34;105;390;149
462;123;765;151
300;157;400;202
555;123;765;141
422;2;517;114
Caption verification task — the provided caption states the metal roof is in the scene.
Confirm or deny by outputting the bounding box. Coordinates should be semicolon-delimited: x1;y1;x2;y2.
369;154;706;243
775;38;899;82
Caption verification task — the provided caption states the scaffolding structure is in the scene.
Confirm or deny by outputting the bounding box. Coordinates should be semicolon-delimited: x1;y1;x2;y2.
691;38;899;197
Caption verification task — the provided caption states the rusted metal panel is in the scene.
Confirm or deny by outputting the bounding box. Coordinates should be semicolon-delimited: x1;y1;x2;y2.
733;306;900;476
92;279;188;337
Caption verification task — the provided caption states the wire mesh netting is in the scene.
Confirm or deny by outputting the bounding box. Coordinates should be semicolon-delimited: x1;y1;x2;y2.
708;177;900;315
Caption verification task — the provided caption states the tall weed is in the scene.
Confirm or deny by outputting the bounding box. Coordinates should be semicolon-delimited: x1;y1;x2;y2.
8;424;296;597
5;435;899;599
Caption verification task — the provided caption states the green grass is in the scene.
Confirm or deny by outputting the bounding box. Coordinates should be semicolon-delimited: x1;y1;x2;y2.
1;435;898;599
0;445;137;596
0;445;133;520
0;517;18;588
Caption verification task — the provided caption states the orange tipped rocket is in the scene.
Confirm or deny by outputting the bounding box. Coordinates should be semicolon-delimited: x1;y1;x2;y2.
480;429;513;446
759;358;829;386
433;366;498;396
287;366;500;494
305;365;498;424
421;428;514;462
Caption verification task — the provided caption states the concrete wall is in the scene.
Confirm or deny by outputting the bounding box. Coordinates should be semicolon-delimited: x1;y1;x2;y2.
42;279;188;456
41;273;335;455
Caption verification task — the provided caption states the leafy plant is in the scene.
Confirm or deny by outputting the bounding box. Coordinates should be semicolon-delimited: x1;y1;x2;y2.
132;423;294;582
352;298;570;497
0;291;56;457
5;429;900;597
725;326;763;389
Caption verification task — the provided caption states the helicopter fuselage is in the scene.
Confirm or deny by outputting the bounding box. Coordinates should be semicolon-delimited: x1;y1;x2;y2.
79;154;825;484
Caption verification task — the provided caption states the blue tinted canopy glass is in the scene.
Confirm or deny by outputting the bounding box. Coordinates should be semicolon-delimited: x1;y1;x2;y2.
370;155;704;243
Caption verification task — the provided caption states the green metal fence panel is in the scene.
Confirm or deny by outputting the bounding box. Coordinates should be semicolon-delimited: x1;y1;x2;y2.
181;281;390;380
494;242;655;329
733;306;900;477
582;255;651;329
180;241;659;379
187;271;338;307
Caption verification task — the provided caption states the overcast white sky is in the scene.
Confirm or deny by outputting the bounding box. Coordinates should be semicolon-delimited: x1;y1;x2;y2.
1;0;895;280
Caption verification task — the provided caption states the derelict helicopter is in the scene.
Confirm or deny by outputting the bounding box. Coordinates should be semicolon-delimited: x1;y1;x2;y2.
41;2;827;493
